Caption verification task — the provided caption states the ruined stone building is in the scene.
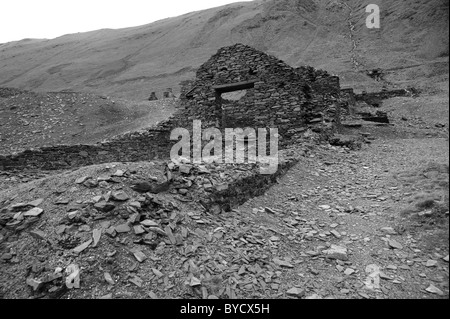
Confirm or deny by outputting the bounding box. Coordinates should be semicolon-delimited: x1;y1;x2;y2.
178;43;341;137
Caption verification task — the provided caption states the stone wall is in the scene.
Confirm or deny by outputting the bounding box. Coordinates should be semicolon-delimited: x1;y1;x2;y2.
341;88;356;107
179;44;341;137
0;119;175;171
354;88;416;107
0;87;27;98
196;153;299;212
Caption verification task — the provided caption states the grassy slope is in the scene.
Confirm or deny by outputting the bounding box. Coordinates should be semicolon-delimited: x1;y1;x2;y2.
0;93;176;155
0;0;448;101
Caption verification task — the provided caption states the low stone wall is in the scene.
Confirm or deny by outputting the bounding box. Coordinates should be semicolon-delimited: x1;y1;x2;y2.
0;87;28;98
355;89;414;106
0;112;285;172
200;154;298;212
0;120;175;171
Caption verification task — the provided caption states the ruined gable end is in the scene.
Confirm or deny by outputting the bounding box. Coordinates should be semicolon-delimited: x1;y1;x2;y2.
179;43;341;136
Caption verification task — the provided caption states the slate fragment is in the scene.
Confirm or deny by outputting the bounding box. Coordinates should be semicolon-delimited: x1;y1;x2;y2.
132;250;147;263
73;239;92;253
92;229;102;247
323;245;348;261
24;208;44;217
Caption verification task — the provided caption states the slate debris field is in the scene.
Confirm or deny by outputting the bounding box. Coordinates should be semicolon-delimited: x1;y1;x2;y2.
0;0;448;301
0;121;448;298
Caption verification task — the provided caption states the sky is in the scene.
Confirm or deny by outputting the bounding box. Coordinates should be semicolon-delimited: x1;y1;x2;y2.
0;0;254;44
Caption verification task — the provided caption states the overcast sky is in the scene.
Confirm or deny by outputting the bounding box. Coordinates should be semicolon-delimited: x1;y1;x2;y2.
0;0;253;44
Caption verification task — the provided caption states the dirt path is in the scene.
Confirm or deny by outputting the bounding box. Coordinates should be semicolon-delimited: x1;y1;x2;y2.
339;1;363;71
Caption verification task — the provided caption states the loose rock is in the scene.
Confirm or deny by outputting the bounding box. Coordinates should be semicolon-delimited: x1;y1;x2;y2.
24;208;44;217
426;285;444;296
111;191;129;202
26;278;43;291
323;245;348;261
27;198;44;207
104;272;115;285
387;239;403;250
273;258;294;268
130;276;143;287
132;250;147;263
115;223;131;233
94;201;116;212
92;229;102;247
286;287;304;297
141;220;159;227
75;176;90;184
190;276;201;287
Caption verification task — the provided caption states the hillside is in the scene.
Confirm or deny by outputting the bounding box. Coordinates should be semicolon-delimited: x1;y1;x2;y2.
0;0;448;101
0;89;176;155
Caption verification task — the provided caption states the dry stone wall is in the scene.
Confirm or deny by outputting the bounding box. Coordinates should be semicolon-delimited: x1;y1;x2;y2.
0;88;28;98
0;119;175;171
354;88;417;107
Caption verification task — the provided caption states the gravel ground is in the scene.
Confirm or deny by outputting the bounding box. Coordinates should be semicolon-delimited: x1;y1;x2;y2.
0;134;447;299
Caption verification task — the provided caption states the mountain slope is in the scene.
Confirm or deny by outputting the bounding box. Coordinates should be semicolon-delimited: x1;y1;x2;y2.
0;90;177;155
0;0;448;100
